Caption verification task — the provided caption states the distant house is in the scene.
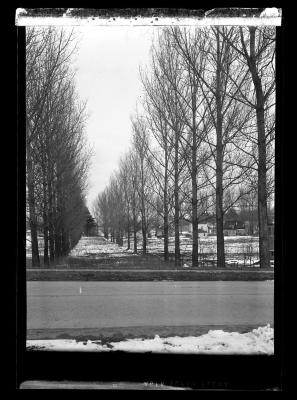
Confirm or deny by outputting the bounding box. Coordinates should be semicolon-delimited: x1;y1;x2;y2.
223;220;247;236
179;218;215;237
207;223;216;235
223;221;237;236
199;214;216;235
243;220;259;235
198;228;208;238
179;219;192;234
236;221;247;236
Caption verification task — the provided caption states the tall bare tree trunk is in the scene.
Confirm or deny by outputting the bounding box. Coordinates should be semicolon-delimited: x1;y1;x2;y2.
103;226;109;240
127;204;131;250
191;89;199;268
116;229;123;246
164;153;169;261
174;129;180;265
27;155;40;268
192;144;199;267
43;210;49;266
133;227;137;253
42;175;49;266
248;27;270;269
28;189;40;267
133;195;138;254
140;163;147;255
120;230;124;247
141;205;147;254
54;189;62;258
216;143;225;269
48;178;55;262
215;31;226;269
256;105;270;268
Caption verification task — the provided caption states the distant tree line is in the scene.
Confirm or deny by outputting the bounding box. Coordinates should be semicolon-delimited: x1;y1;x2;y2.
26;27;92;267
93;26;275;269
83;211;98;236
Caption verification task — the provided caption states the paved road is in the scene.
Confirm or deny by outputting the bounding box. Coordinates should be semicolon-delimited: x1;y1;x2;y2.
27;281;274;331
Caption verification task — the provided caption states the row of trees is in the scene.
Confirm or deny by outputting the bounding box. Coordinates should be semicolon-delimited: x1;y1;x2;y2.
93;26;275;269
26;27;91;267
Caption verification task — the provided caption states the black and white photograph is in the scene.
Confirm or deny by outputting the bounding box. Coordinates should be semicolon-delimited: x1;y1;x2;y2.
17;7;283;390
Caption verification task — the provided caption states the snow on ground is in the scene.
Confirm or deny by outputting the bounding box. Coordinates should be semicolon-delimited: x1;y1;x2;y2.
69;236;136;258
68;235;261;266
27;324;273;354
128;235;259;257
27;233;266;267
69;235;259;255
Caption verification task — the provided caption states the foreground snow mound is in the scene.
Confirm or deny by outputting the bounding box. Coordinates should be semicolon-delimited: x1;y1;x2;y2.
27;324;273;354
110;325;273;354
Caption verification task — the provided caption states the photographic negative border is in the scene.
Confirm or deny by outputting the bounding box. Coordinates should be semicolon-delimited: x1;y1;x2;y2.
16;7;285;391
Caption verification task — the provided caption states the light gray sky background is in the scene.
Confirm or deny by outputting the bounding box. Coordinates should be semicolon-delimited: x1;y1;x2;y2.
72;26;158;211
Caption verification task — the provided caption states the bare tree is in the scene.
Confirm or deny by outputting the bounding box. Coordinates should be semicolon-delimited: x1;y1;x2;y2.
131;114;151;255
218;26;276;268
162;27;216;267
118;153;140;250
141;30;190;264
169;26;256;268
129;150;140;253
141;60;176;261
26;27;90;266
93;190;110;239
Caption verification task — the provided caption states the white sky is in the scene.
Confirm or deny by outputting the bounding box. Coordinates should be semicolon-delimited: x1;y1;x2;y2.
72;26;158;211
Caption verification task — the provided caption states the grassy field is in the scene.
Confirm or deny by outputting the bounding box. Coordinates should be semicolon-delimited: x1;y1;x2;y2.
26;254;231;269
26;268;274;281
26;235;274;281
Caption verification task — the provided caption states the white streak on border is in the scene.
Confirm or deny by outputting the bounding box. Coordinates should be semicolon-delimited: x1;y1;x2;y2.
15;9;282;27
15;8;27;24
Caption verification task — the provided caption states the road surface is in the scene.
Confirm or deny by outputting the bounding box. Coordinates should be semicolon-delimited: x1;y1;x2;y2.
27;281;273;332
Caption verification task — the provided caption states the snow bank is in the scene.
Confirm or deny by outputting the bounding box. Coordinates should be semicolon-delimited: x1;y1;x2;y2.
27;339;110;352
27;324;273;354
110;325;273;354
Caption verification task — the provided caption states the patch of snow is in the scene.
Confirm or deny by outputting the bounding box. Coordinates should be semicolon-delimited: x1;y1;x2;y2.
27;339;110;352
69;236;135;258
27;324;273;354
110;325;273;354
27;234;265;267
